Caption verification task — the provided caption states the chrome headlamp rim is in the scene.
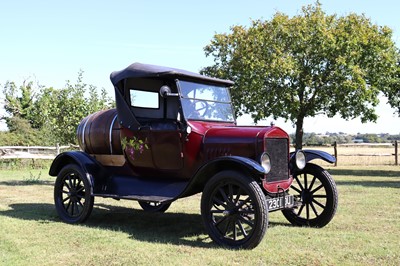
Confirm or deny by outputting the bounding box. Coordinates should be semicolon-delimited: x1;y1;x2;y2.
260;152;271;174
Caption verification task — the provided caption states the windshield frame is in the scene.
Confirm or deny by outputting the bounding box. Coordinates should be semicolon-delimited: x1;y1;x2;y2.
176;79;236;123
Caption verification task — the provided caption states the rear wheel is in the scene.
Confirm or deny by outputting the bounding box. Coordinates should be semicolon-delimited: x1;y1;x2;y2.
282;163;338;227
138;201;171;213
201;171;268;249
54;164;94;223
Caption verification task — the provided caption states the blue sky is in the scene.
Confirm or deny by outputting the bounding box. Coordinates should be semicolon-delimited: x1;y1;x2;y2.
1;0;399;134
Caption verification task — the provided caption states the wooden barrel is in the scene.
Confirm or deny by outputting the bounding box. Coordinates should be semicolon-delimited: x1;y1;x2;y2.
77;109;122;155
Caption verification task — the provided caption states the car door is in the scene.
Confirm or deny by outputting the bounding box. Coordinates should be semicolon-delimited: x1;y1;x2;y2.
124;87;184;171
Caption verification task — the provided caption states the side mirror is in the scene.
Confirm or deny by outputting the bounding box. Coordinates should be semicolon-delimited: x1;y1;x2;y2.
160;85;179;98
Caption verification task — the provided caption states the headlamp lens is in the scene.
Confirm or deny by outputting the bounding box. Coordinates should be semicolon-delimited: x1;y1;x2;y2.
261;152;271;173
296;151;306;170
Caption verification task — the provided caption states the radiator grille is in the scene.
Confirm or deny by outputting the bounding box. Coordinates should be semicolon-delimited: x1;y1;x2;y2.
264;138;289;182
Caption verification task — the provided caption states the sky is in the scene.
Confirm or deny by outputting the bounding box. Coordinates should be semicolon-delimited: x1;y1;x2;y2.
0;0;399;134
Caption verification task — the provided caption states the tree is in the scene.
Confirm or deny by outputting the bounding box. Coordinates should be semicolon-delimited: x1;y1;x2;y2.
382;60;400;115
2;80;41;129
1;71;113;145
1;80;57;145
201;2;400;149
32;70;112;145
47;71;112;144
0;116;49;146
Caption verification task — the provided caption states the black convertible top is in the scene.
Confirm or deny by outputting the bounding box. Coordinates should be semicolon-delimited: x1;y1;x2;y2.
110;62;234;86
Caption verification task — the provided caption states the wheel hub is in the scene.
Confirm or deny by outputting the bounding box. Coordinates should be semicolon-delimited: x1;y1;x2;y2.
67;188;79;202
223;209;238;216
223;203;239;216
301;189;313;204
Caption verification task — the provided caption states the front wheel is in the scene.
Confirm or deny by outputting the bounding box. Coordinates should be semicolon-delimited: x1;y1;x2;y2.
54;164;94;223
138;201;171;212
282;163;338;227
201;171;268;249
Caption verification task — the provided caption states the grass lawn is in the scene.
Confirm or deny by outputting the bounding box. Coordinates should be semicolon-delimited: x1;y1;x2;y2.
0;165;399;265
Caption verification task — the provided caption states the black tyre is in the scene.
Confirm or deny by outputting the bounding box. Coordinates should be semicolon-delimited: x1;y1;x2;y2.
201;171;268;249
138;201;171;213
282;163;338;227
54;164;94;223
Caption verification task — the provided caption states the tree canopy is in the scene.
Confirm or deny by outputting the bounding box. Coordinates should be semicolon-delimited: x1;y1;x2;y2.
1;71;113;145
201;2;400;149
382;60;400;115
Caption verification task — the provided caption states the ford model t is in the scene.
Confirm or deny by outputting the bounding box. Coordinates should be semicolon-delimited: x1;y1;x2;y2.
49;62;338;249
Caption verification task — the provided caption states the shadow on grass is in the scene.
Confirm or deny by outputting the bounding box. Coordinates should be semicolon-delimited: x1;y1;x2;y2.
0;202;209;247
89;203;212;248
0;202;285;248
335;180;400;188
329;168;400;177
327;168;400;189
0;180;54;186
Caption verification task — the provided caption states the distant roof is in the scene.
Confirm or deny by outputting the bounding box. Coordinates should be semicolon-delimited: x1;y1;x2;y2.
110;62;234;86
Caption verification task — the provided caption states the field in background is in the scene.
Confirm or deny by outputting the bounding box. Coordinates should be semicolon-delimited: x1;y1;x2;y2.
1;165;399;265
294;144;398;166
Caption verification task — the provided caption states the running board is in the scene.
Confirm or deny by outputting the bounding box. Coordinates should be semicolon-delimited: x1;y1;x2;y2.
93;175;188;203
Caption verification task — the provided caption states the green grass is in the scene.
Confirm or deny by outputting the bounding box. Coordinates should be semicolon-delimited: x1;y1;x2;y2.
1;166;399;265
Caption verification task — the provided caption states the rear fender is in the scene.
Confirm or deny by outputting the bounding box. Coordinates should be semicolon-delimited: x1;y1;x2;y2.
49;151;106;192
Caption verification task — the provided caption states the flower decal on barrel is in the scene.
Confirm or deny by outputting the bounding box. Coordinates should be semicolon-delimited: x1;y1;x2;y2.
121;137;149;160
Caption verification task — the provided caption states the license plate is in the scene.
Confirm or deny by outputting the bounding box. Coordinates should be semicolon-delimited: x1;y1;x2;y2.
266;195;294;211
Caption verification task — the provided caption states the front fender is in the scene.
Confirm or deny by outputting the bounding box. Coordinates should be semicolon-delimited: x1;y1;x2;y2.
290;149;336;164
179;156;266;198
199;156;267;176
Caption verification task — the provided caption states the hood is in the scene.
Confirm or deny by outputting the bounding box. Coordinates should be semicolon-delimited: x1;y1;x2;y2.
193;122;289;161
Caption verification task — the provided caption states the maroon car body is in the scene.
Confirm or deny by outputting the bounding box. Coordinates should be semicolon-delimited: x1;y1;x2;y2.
49;62;338;249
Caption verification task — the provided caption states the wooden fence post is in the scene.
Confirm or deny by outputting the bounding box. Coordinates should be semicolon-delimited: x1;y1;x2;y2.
333;141;337;167
395;141;398;166
56;143;60;156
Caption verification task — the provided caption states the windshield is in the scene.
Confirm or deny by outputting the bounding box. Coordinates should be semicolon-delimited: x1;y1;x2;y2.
179;80;235;122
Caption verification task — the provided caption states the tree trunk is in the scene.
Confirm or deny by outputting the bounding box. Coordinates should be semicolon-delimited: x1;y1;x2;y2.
295;116;304;150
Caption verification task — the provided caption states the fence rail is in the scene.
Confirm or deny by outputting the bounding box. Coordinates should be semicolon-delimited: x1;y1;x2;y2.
0;144;78;160
331;141;398;166
1;141;399;166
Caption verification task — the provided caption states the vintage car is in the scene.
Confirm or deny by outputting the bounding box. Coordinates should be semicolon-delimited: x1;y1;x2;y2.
49;62;338;249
